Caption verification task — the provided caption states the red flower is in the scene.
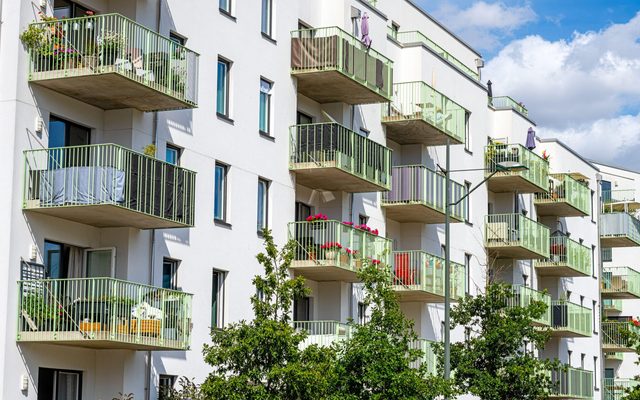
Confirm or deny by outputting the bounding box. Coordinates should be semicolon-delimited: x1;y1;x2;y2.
372;259;381;265
343;221;354;226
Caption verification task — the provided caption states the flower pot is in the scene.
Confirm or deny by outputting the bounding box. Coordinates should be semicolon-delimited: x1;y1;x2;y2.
324;250;338;261
308;251;316;261
340;253;349;266
355;259;363;270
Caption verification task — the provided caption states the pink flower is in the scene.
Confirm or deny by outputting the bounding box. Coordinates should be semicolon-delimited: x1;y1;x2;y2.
343;221;354;226
372;259;381;265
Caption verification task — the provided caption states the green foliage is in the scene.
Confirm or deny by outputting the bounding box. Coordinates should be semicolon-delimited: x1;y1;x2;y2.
622;324;640;399
19;24;47;50
446;283;559;400
160;377;204;400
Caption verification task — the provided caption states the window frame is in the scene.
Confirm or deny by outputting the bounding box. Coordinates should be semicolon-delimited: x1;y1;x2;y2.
214;162;229;223
211;269;226;329
259;78;273;136
162;258;180;290
158;374;177;400
257;178;270;233
464;180;472;224
38;367;83;400
169;31;186;46
217;57;232;118
261;0;273;37
219;0;232;15
464;111;471;152
464;253;472;295
165;143;181;166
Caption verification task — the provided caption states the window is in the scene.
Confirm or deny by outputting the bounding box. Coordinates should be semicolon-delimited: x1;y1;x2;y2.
211;269;226;329
390;22;399;39
261;0;273;37
162;258;179;290
590;189;595;221
159;375;176;400
169;32;186;46
257;178;270;232
214;163;228;222
294;296;311;321
592;300;597;333
441;245;446;258
358;127;370;137
297;111;313;125
358;302;367;324
165;144;181;165
602;247;612;262
601;180;612;201
464;111;471;151
464;181;472;223
259;78;273;135
465;253;472;295
54;0;95;19
592;245;596;277
295;202;312;222
593;357;598;389
38;368;82;400
48;115;90;148
359;214;369;226
217;58;231;117
580;353;585;369
219;0;231;14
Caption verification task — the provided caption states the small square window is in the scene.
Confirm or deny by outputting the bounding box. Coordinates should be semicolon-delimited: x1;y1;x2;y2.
165;144;181;166
162;258;179;290
169;32;186;46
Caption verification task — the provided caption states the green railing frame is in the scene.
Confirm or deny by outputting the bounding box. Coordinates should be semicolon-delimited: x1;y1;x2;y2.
485;143;549;191
391;250;466;300
550;300;592;337
602;267;640;297
25;13;199;107
603;299;623;312
293;320;352;348
409;338;438;375
289;123;392;190
287;220;392;270
489;96;529;117
484;213;550;258
23;143;196;227
600;213;640;245
535;236;591;276
605;378;639;400
549;366;594;399
602;321;640;349
506;285;551;326
382;165;467;221
535;173;591;216
16;277;193;349
389;29;479;80
382;81;467;144
290;26;393;100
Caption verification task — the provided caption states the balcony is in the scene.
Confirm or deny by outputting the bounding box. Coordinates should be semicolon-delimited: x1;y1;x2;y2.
484;214;550;259
409;339;437;375
485;144;549;193
506;285;551;326
489;96;529;118
548;366;593;399
293;320;351;348
391;251;465;303
535;236;591;277
604;352;624;361
603;190;640;213
381;81;467;146
291;27;393;104
289;123;391;192
550;300;592;338
603;299;623;313
600;212;640;247
287;220;392;282
25;14;198;111
17;277;192;350
534;174;591;217
23;144;196;229
602;267;640;299
381;165;466;224
605;379;639;400
602;321;639;352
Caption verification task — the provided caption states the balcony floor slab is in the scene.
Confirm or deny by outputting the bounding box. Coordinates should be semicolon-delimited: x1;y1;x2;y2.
382;119;462;146
294;70;387;105
487;174;545;194
290;260;359;282
535;264;590;278
393;288;446;303
383;203;461;224
535;201;588;217
486;244;546;260
601;236;640;248
292;164;387;192
18;331;187;351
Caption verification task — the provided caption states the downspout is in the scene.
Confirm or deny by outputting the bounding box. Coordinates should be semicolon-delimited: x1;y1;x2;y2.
596;173;604;394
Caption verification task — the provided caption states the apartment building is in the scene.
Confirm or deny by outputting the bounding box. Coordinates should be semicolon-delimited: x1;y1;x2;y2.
0;0;637;399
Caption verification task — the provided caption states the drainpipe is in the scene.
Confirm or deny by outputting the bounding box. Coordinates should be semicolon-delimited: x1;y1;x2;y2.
596;173;604;394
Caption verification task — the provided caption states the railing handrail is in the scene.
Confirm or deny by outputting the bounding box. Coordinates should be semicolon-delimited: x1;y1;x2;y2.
289;122;392;154
17;276;194;296
391;81;468;112
485;143;548;164
485;212;548;229
489;96;529;116
392;250;464;269
288;219;392;243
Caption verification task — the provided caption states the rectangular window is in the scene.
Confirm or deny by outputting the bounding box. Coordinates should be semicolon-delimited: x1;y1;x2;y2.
593;357;598;389
38;368;82;400
390;22;399;39
591;190;595;221
217;58;231;116
359;214;369;226
211;269;226;329
159;375;177;400
592;300;597;333
464;111;471;151
169;32;186;46
602;247;612;262
592;245;596;277
219;0;231;14
465;253;472;295
162;258;179;290
261;0;272;36
294;296;311;321
464;181;472;223
48;115;90;148
259;78;272;134
358;302;367;324
214;163;228;222
257;178;270;232
165;144;181;165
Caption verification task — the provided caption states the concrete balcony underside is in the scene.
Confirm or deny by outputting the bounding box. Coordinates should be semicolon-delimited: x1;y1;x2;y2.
535;262;589;278
17;332;186;351
393;286;446;303
534;200;587;217
486;244;546;260
294;71;388;105
382;203;461;224
602;289;640;300
291;163;388;192
549;328;591;338
603;342;635;353
601;235;640;248
487;174;545;194
289;259;359;282
382;118;462;146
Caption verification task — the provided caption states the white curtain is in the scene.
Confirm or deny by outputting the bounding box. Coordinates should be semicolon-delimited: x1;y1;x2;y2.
67;246;84;278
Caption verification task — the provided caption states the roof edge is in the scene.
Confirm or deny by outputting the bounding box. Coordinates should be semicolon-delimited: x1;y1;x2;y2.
537;137;600;172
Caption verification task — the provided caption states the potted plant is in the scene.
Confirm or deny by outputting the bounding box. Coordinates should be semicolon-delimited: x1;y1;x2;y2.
321;242;342;261
98;30;125;66
306;213;328;223
340;248;350;265
306;245;317;261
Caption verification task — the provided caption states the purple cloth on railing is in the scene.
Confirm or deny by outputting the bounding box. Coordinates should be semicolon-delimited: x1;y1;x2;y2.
39;166;125;206
361;13;372;47
526;127;536;150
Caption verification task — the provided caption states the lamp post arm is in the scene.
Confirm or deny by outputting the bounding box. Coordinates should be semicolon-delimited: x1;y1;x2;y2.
449;170;500;206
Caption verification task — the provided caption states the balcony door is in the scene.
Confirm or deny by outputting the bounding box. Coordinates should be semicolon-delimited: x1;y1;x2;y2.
84;248;115;278
53;0;95;19
48;116;91;168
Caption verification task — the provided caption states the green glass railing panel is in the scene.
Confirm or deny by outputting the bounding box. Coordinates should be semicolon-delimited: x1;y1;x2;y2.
287;220;392;270
26;13;199;107
485;143;549;191
603;299;623;312
603;267;640;297
604;352;624;361
391;251;465;300
549;366;593;398
605;379;640;400
601;213;640;245
16;277;193;349
382;81;467;144
392;31;479;80
536;236;591;276
551;300;592;337
409;338;437;375
602;189;637;204
489;96;529;117
289;123;392;190
293;320;352;348
535;174;591;216
382;165;467;221
602;321;640;349
484;213;550;258
291;26;393;99
506;285;551;326
23;144;196;226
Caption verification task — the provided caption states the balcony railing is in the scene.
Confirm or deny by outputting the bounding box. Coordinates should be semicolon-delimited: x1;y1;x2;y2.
485;143;549;193
382;165;467;223
506;285;551;326
550;300;592;337
23;144;196;229
603;299;623;312
604;352;624;361
409;339;437;375
603;189;640;213
602;267;640;299
291;26;393;104
390;30;479;80
489;96;529;117
391;251;465;302
548;366;593;399
605;379;639;400
293;320;352;348
25;13;199;111
382;81;467;146
600;213;640;247
287;220;392;282
535;174;591;217
17;278;192;350
484;213;550;259
602;321;639;352
289;123;391;192
535;236;591;277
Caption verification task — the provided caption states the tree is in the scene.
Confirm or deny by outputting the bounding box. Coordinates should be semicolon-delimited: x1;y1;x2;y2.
330;260;453;400
199;229;337;400
617;319;640;399
447;283;559;400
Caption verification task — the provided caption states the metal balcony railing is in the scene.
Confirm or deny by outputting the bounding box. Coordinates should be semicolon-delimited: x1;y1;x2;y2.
485;143;549;192
535;236;591;276
548;366;594;399
409;339;437;375
600;213;640;246
489;96;529;117
506;285;551;326
484;213;550;258
391;251;466;301
602;321;640;351
602;267;640;298
535;174;591;216
550;300;592;337
604;378;639;400
293;320;351;348
603;299;623;312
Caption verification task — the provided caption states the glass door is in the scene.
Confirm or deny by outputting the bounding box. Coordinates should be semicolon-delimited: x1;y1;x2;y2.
84;248;115;278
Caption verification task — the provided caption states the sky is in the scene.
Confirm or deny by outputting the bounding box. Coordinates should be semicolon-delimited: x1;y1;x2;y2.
416;0;640;170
